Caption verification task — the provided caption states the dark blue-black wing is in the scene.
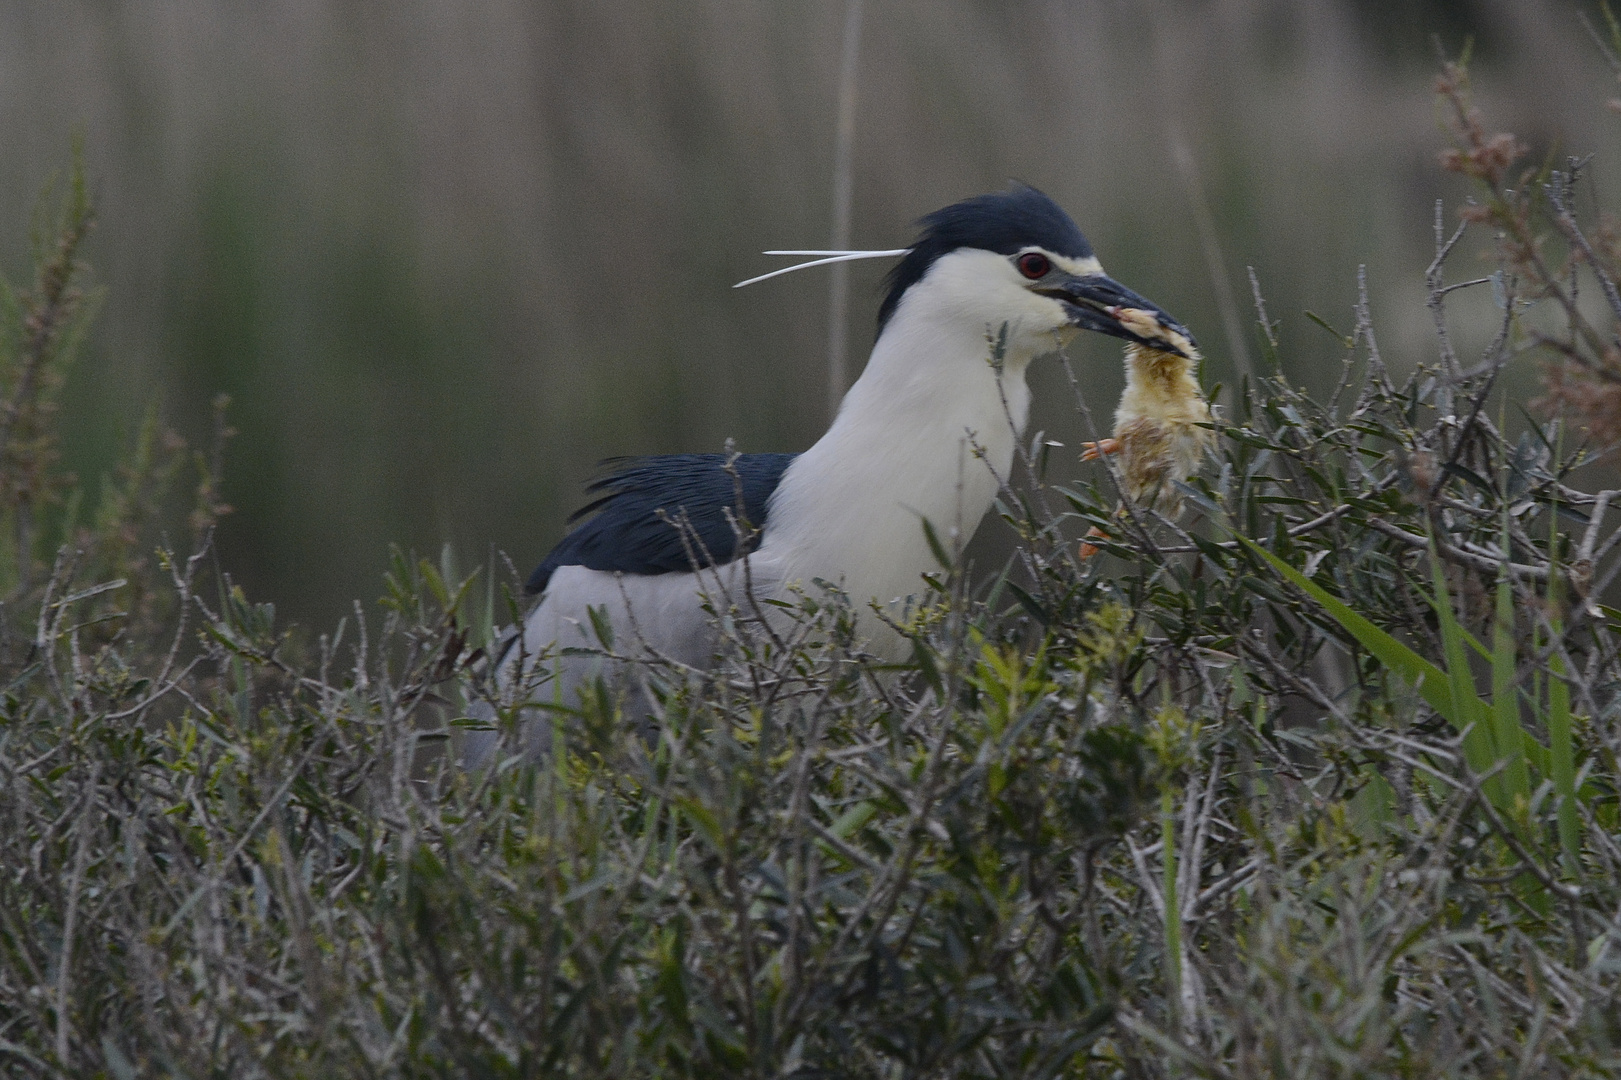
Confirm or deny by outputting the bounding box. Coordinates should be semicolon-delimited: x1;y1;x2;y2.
525;453;797;595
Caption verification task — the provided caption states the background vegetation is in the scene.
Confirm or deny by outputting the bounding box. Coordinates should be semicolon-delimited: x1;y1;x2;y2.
6;19;1621;1074
1;0;1617;630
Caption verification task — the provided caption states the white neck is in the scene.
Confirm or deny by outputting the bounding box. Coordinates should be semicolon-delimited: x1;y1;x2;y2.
759;287;1050;634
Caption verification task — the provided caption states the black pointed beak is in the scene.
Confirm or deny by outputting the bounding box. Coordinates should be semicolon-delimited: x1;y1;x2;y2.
1035;272;1196;358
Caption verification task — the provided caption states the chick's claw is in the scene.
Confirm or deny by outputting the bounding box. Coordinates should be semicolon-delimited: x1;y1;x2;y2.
1079;438;1121;462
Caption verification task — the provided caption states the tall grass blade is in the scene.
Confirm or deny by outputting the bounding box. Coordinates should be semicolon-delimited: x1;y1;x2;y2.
1547;639;1580;871
1488;519;1531;812
1239;539;1482;735
1426;539;1505;791
1160;786;1182;1026
1533;471;1583;875
1238;536;1503;793
1545;544;1582;873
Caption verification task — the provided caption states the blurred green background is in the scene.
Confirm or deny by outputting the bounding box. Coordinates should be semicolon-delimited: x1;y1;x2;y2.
1;0;1615;630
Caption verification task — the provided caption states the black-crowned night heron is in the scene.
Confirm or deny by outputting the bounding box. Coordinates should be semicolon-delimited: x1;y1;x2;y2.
470;185;1205;759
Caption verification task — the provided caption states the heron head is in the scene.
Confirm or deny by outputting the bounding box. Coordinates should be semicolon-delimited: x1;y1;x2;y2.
878;185;1195;360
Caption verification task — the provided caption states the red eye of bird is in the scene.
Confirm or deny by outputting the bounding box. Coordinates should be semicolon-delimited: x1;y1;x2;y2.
1017;252;1050;279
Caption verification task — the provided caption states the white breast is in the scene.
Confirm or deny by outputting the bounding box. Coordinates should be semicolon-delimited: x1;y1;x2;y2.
757;275;1042;657
501;249;1054;713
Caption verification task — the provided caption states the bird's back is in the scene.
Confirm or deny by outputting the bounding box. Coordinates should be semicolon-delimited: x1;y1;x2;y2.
468;456;797;763
525;453;796;595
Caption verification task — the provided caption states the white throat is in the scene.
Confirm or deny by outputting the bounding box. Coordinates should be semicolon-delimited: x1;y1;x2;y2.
758;272;1058;644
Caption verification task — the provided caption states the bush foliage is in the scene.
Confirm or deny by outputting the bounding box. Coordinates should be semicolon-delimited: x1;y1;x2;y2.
4;59;1621;1079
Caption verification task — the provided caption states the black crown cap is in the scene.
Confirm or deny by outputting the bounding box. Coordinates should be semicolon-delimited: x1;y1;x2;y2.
877;184;1094;331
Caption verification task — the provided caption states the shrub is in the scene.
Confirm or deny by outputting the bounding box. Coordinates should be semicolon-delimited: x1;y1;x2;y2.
3;55;1621;1079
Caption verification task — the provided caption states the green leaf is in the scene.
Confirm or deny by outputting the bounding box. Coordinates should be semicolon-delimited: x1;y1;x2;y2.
922;517;953;570
586;603;615;650
1489;516;1531;810
1427;543;1501;786
1304;310;1353;346
1545;541;1582;872
1005;581;1050;625
912;637;945;695
1547;641;1580;871
829;800;877;839
676;798;723;850
1237;535;1490;752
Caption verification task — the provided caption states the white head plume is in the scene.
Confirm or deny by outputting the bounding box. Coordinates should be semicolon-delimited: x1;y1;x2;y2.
733;249;908;289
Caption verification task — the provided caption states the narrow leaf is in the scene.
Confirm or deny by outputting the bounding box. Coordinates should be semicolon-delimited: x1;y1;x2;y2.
1489;517;1531;808
1239;536;1496;773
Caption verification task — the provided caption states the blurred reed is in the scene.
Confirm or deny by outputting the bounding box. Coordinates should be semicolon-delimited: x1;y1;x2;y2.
0;0;1613;627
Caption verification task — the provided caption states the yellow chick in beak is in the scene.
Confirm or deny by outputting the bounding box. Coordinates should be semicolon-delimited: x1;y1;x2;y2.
1079;312;1213;556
